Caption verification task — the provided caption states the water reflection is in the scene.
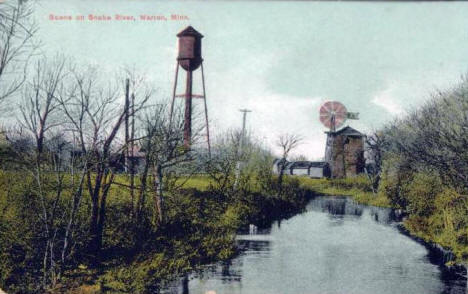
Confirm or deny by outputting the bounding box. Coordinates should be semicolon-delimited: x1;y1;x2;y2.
162;196;467;294
237;239;271;254
309;196;364;217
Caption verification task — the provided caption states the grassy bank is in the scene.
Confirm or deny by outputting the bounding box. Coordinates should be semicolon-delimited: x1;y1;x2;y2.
297;175;391;208
183;175;391;208
378;167;468;265
79;177;311;293
0;171;310;294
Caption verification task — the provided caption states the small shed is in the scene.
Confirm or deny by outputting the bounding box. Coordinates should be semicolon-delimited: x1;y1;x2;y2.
289;161;330;178
273;159;330;178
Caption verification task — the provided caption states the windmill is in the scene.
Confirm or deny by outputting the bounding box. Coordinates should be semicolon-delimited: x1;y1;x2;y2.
320;101;363;178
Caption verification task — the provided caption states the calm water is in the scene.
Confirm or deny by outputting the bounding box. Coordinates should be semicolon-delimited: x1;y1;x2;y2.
162;196;467;294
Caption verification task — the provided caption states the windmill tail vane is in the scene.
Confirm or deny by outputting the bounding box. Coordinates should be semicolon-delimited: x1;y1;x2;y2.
346;112;359;120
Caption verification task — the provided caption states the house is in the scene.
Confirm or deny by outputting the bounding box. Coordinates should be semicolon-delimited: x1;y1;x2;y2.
125;145;147;173
273;159;330;178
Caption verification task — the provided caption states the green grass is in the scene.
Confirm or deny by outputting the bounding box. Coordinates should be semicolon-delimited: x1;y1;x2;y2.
176;173;392;208
176;175;213;191
176;174;392;208
297;176;391;208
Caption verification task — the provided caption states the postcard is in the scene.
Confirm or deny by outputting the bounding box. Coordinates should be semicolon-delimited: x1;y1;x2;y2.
0;0;467;293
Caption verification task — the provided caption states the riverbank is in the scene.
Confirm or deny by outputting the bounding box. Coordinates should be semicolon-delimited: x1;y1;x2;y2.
162;196;467;294
11;176;310;294
298;175;468;271
398;224;467;275
185;174;467;267
99;191;308;293
297;176;390;208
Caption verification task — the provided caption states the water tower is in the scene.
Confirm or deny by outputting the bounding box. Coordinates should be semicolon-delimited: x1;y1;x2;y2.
170;26;211;156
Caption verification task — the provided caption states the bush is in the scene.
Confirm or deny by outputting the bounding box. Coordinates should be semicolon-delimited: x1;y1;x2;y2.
377;153;413;209
405;171;443;217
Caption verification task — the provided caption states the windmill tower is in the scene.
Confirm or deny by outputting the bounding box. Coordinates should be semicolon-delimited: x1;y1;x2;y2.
319;101;364;178
170;26;211;156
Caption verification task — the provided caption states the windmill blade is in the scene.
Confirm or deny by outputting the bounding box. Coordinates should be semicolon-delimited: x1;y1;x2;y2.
332;102;347;117
319;101;348;130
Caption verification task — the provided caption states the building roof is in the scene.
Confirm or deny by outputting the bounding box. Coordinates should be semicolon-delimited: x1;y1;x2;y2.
290;161;328;169
274;159;329;170
177;26;204;38
326;126;364;137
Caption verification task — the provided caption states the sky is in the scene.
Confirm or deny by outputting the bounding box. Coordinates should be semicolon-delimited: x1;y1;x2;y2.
31;0;468;159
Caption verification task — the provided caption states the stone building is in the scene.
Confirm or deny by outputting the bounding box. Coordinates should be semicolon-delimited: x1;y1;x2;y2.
324;126;365;178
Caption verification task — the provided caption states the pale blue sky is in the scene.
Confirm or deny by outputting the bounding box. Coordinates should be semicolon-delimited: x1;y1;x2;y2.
33;0;468;159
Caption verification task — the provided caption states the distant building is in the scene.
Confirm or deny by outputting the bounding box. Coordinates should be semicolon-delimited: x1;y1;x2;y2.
324;126;365;178
125;145;147;173
273;159;330;178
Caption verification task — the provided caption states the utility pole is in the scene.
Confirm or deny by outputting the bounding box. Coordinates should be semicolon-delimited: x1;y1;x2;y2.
124;78;130;173
239;109;252;150
235;109;252;187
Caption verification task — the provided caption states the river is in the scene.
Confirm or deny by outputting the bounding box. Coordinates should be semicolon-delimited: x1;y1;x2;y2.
162;196;467;294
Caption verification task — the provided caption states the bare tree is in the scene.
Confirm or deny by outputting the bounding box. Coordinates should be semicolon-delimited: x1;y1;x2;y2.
205;130;244;195
0;0;37;108
276;133;302;188
15;55;70;288
19;56;67;156
58;67;151;256
204;130;274;198
139;104;195;225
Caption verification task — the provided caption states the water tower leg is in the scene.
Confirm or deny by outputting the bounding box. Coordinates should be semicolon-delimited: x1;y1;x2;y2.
184;70;193;148
170;63;179;124
201;63;211;158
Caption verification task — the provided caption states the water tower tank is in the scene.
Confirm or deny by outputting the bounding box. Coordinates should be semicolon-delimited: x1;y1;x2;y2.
177;26;203;71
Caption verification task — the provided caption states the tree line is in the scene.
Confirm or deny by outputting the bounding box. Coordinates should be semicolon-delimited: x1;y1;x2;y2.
366;78;468;264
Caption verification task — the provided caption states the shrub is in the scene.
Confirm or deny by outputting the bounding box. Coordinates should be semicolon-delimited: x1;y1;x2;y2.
405;170;443;217
378;153;413;209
